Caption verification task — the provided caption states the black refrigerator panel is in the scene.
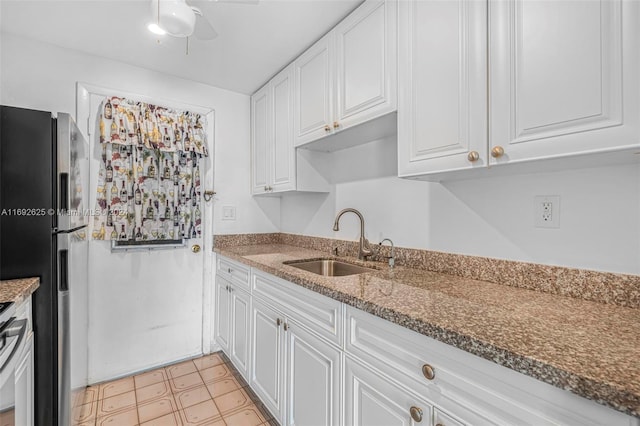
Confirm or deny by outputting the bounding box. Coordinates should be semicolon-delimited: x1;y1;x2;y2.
0;106;58;425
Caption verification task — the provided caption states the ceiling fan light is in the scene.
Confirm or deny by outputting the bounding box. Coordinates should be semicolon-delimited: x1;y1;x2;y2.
147;23;167;35
159;0;196;37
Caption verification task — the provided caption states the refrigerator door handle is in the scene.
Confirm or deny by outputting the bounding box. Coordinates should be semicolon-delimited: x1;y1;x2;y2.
59;172;69;212
59;249;69;292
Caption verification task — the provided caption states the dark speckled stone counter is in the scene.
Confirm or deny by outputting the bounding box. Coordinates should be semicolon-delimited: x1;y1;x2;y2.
0;277;39;305
215;243;640;418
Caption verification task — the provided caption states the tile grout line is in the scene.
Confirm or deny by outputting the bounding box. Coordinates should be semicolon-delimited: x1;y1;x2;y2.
81;352;276;426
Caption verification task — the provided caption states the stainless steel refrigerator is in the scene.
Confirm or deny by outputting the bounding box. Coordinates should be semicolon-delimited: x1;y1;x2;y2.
0;106;89;426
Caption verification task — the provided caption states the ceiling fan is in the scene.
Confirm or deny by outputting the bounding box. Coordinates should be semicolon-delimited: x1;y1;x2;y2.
148;0;258;42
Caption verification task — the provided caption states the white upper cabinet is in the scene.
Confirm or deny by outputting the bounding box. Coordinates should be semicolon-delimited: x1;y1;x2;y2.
489;0;639;165
251;84;271;194
398;0;487;177
398;0;640;179
333;0;397;131
271;66;296;192
294;34;334;146
251;65;330;195
294;0;397;148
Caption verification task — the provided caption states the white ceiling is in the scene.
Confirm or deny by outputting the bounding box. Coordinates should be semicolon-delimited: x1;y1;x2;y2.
0;0;363;94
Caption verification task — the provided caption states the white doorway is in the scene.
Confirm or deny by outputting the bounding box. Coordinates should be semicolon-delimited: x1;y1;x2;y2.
76;83;215;383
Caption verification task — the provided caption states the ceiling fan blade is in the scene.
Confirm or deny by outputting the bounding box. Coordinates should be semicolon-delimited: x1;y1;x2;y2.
192;8;219;40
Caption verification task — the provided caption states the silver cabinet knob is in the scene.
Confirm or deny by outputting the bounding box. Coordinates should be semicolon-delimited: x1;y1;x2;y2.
409;406;423;422
422;364;435;380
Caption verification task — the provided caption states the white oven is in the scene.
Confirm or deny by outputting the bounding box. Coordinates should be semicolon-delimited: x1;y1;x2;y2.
0;302;28;426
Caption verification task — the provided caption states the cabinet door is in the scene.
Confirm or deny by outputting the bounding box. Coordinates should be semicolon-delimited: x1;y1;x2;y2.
14;335;34;426
294;34;333;146
251;84;271;194
398;0;487;177
334;0;397;131
271;65;296;192
344;357;431;426
214;275;231;352
251;298;285;422
489;0;640;164
284;322;341;426
229;285;251;380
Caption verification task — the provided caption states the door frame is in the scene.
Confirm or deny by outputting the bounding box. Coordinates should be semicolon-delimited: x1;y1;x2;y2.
75;82;216;357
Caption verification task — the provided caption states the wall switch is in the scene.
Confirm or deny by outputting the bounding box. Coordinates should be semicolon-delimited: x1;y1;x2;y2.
534;196;560;228
222;206;236;221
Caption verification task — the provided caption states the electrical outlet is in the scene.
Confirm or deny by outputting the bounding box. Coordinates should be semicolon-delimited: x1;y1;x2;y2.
534;196;560;228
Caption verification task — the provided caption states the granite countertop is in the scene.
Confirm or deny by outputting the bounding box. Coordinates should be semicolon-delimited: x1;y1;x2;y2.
215;243;640;418
0;277;40;305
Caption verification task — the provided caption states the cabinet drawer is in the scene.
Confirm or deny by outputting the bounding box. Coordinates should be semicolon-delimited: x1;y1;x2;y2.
252;269;343;347
435;408;465;426
217;256;250;292
344;306;625;426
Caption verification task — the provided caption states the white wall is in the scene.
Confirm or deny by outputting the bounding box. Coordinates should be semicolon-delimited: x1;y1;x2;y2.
1;33;279;382
282;136;640;275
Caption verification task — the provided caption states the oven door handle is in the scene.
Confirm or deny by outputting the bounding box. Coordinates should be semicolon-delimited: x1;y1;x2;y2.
0;318;27;375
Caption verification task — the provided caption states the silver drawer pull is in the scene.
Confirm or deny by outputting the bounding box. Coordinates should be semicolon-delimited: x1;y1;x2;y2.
410;406;423;422
227;268;232;273
422;364;435;380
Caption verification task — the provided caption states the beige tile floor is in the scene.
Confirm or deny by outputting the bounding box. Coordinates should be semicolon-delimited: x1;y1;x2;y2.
72;352;278;426
0;409;15;426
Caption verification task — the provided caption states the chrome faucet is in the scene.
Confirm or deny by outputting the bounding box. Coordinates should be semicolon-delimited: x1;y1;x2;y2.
333;208;373;260
379;238;395;269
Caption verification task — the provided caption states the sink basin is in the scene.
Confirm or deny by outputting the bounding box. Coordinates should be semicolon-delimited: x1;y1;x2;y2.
285;259;375;277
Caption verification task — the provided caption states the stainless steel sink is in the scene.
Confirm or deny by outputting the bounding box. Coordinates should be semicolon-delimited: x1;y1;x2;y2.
285;259;375;277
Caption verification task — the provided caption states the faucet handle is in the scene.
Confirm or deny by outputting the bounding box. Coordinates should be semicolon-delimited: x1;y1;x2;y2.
361;237;374;258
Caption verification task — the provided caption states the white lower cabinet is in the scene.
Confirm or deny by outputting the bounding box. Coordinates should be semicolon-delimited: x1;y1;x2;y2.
344;356;431;426
214;275;251;379
434;408;465;426
214;276;231;352
214;256;639;426
250;298;286;421
250;296;341;426
14;334;34;426
285;321;340;426
229;284;251;378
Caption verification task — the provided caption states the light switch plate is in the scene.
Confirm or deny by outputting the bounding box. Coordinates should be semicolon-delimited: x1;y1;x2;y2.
222;206;236;221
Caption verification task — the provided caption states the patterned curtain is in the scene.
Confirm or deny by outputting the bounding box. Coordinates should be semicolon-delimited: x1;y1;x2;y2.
91;96;208;242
